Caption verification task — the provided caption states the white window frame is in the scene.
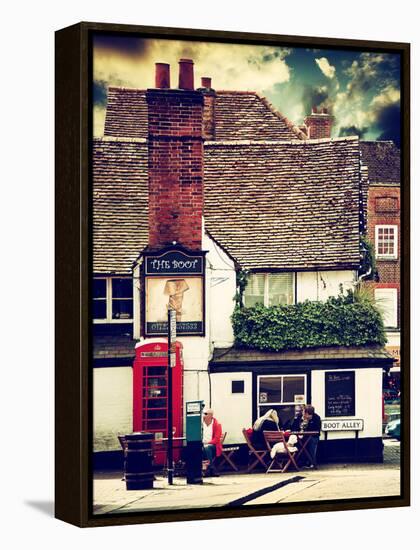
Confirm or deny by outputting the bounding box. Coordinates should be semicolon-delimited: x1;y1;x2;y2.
257;374;307;417
244;272;295;307
93;276;134;324
374;288;398;328
375;225;398;259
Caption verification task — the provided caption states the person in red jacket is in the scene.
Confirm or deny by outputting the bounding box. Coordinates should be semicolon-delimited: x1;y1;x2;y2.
202;408;222;477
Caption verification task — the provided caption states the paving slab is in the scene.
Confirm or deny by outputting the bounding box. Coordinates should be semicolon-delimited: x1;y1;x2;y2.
93;473;298;515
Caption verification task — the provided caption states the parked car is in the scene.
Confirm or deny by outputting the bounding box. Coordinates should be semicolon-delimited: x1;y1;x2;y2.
383;389;400;403
385;417;401;440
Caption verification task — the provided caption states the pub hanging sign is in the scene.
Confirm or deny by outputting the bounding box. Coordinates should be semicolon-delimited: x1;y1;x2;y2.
143;248;206;336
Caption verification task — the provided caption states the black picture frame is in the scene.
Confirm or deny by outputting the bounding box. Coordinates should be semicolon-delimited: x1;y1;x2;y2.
55;21;410;528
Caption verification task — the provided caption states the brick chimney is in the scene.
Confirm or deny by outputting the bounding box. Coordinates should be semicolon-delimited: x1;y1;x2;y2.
304;106;334;139
198;77;216;140
146;60;204;250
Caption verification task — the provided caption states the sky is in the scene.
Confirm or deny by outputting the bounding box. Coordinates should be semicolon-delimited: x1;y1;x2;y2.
93;35;401;146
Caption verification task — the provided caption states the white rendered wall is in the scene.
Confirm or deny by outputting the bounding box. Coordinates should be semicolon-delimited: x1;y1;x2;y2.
210;372;253;444
93;366;133;451
297;270;357;302
204;232;236;349
311;368;383;440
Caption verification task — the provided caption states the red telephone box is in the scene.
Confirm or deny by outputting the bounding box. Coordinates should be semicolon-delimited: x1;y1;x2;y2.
133;340;184;458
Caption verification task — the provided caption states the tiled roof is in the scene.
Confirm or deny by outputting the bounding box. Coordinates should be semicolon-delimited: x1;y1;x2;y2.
213;91;305;141
103;87;305;141
93;333;136;362
203;137;361;270
93;137;149;274
210;345;393;365
360;141;400;186
93;136;362;273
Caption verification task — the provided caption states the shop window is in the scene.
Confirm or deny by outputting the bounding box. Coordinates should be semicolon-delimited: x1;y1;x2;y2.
375;225;398;259
93;277;133;323
375;288;398;328
244;273;295;307
231;380;245;394
257;375;306;426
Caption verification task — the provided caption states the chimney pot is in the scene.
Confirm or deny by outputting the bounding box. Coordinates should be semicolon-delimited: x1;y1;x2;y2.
201;77;212;89
179;59;194;90
312;106;318;114
155;63;170;89
322;107;328;114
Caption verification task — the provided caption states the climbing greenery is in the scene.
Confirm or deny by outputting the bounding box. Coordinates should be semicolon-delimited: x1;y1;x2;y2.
231;289;386;351
234;269;250;307
359;234;376;280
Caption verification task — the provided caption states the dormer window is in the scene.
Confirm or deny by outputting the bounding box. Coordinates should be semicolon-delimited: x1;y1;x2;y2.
93;277;133;323
243;273;295;307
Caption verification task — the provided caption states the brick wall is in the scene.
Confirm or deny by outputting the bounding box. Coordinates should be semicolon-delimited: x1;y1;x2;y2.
367;185;400;326
146;88;204;250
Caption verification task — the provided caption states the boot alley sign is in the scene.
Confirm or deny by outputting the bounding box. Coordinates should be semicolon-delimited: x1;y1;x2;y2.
143;248;206;336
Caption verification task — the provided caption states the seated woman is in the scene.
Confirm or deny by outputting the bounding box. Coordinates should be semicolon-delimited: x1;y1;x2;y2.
251;409;281;450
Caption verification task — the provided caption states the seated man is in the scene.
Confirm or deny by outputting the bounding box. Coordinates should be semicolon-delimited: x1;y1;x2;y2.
301;405;321;469
202;408;222;477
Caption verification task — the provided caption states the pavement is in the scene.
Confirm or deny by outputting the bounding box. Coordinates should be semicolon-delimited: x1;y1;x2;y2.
93;438;401;515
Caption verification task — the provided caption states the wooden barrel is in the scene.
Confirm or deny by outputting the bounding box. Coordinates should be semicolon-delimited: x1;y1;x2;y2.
124;432;154;490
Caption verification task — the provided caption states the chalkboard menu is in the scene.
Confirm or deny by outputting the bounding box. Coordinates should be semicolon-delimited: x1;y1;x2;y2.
325;371;355;417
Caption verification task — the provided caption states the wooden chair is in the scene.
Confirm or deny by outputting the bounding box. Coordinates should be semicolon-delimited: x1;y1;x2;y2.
263;431;299;473
242;428;269;472
216;432;240;472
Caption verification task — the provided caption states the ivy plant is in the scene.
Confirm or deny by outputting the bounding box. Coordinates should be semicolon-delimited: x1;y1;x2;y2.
231;289;386;351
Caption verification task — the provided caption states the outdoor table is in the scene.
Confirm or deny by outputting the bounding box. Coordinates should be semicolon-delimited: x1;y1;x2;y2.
153;437;187;474
289;431;320;467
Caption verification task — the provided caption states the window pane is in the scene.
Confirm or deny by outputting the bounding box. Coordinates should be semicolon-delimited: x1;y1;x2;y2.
112;278;132;298
268;273;294;306
244;273;265;307
375;289;397;327
93;279;106;298
112;299;133;319
283;376;305;403
376;226;396;256
258;405;295;429
259;377;281;403
92;300;106;319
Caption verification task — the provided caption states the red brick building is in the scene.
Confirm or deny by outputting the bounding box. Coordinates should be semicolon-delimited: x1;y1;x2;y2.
361;141;401;385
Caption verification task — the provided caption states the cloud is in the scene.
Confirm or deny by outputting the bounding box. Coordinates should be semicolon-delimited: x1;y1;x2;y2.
315;57;336;79
93;38;291;92
301;84;330;115
93;38;293;136
339;125;369;138
93;80;108;107
369;85;401;146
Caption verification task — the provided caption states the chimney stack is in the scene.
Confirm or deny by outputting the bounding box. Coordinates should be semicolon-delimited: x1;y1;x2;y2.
178;59;194;90
146;61;204;250
198;76;216;140
304;106;334;139
201;77;212;89
155;63;170;88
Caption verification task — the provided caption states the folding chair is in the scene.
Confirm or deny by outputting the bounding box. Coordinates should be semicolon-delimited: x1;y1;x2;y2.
216;432;239;472
264;431;299;474
242;428;269;472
